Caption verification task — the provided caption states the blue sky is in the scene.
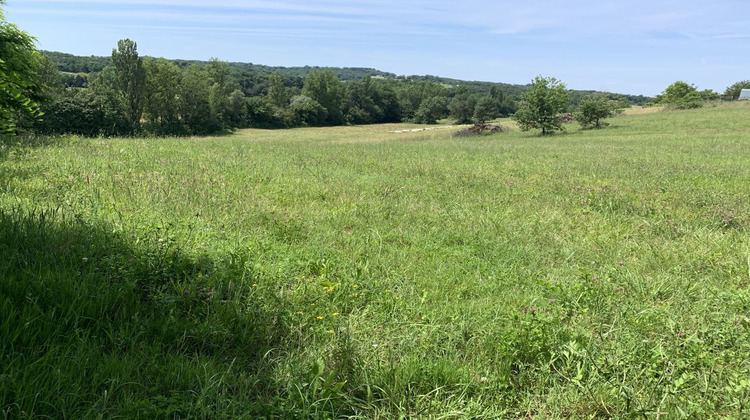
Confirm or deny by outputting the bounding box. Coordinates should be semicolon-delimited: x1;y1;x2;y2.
5;0;750;96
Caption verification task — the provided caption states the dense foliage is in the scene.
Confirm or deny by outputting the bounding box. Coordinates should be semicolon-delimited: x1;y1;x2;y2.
512;76;570;135
725;80;750;97
652;81;720;109
575;94;625;129
0;0;43;135
28;47;659;136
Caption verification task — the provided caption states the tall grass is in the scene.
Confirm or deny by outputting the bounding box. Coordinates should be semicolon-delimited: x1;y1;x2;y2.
2;102;750;418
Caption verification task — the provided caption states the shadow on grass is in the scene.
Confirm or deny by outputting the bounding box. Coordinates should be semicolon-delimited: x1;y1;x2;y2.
0;207;294;418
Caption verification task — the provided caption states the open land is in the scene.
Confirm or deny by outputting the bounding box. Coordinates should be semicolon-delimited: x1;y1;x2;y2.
2;102;750;418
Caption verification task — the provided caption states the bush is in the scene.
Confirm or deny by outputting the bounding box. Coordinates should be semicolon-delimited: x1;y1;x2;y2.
575;95;624;129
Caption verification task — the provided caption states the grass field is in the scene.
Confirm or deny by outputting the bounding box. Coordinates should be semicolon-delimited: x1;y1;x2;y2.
2;102;750;418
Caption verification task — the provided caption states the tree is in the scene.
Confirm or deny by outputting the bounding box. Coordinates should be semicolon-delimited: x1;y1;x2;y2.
179;65;215;135
143;57;182;135
473;96;498;123
511;76;569;135
267;72;290;108
413;96;447;124
659;81;696;102
36;88;128;136
0;0;44;135
656;81;703;109
724;80;750;97
574;94;624;129
111;39;146;132
344;76;382;124
289;94;326;126
449;86;478;124
302;70;344;126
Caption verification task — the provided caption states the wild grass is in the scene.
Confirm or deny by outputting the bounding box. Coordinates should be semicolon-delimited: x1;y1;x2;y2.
2;102;750;418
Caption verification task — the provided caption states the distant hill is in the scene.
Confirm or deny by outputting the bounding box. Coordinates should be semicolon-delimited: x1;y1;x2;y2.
41;51;395;81
40;50;650;105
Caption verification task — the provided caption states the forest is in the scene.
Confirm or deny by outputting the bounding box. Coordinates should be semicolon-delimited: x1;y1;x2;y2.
27;41;650;137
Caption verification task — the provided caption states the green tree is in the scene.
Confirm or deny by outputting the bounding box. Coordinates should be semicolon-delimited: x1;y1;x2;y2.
396;80;446;121
226;89;248;128
302;70;344;126
724;80;750;97
36;87;128;136
111;39;146;132
574;94;624;129
143;57;182;135
0;0;44;135
512;76;569;135
473;96;498;123
267;72;290;108
657;81;693;103
449;86;478;124
345;76;382;124
179;65;215;135
289;94;327;126
656;81;703;109
413;96;447;124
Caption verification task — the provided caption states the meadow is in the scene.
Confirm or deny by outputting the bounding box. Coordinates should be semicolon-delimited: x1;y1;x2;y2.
1;102;749;418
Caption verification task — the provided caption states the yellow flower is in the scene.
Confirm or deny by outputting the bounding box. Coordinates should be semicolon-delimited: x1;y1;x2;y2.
326;330;334;334
332;312;340;316
297;311;304;315
252;284;258;287
317;316;324;320
353;285;359;288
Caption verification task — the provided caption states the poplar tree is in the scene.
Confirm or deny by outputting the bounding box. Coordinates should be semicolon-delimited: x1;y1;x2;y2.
111;38;146;132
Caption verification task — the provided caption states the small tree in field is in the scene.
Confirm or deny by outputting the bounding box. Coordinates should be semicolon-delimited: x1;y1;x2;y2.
656;81;703;109
512;76;569;135
575;94;624;129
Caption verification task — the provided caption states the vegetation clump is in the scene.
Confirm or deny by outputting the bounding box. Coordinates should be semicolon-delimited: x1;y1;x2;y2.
575;94;624;129
511;76;570;135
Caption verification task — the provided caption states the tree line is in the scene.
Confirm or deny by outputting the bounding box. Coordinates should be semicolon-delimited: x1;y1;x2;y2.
22;39;530;136
3;1;745;140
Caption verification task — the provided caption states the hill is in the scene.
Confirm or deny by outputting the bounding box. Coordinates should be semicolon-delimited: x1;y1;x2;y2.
41;50;650;105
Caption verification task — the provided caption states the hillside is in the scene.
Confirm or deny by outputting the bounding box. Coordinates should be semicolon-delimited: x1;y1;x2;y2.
41;50;650;104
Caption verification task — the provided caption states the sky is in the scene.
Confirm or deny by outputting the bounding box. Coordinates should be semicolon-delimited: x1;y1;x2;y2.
5;0;750;96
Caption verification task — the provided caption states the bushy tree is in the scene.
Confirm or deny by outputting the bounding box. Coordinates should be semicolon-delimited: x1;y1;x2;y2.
0;1;44;135
724;80;750;97
473;96;498;123
289;94;326;126
656;81;703;108
267;72;290;108
449;86;477;124
111;39;146;132
512;76;569;135
396;80;446;121
413;96;447;124
345;76;383;124
143;57;183;135
36;88;128;136
575;94;624;129
179;65;215;135
302;70;344;125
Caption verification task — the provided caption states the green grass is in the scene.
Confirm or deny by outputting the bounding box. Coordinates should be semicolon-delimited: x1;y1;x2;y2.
2;102;750;418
